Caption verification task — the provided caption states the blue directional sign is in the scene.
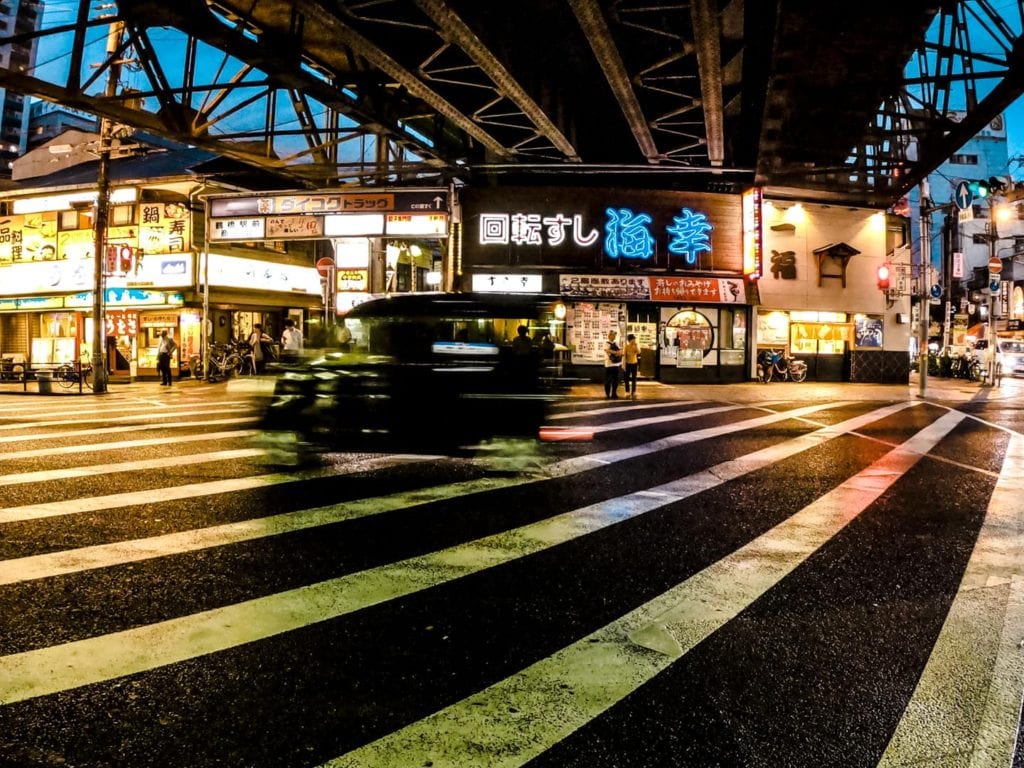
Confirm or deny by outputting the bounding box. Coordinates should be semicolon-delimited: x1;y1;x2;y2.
931;284;942;299
954;181;973;211
991;279;1001;293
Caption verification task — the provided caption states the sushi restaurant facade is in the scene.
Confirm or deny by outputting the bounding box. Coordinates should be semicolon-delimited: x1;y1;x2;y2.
457;185;756;383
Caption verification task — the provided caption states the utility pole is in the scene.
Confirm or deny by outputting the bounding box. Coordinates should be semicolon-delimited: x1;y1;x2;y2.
917;183;932;398
90;20;124;393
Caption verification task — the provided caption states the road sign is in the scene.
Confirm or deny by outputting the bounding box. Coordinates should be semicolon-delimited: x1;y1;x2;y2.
954;181;973;210
315;257;334;277
988;256;1002;274
930;284;942;299
991;279;1001;293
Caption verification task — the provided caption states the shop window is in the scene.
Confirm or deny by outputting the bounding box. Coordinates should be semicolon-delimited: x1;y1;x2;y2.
58;209;91;231
663;309;713;368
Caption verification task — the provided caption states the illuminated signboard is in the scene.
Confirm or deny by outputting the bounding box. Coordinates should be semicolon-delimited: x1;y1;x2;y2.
463;187;740;273
336;269;369;291
208;189;448;217
205;253;321;295
558;274;745;303
471;273;543;293
324;214;385;237
266;215;324;238
742;187;763;279
385;213;448;235
210;218;266;241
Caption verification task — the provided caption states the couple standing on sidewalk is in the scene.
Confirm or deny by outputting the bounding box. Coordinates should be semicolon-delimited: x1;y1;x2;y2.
603;329;640;399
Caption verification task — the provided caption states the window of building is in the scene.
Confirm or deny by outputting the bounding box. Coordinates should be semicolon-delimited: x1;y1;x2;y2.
110;205;135;227
950;154;979;165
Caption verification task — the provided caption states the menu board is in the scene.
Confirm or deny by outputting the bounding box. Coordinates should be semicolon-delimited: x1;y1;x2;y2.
568;301;625;363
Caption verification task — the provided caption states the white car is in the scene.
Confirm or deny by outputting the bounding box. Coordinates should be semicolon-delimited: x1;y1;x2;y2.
996;340;1024;377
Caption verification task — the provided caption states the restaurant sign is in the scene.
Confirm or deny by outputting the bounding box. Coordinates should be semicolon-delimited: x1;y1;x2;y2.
560;274;745;303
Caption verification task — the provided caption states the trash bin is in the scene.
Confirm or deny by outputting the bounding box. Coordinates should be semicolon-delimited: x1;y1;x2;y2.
36;369;53;394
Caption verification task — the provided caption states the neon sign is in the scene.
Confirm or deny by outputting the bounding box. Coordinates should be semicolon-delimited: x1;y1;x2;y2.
605;208;654;260
666;208;713;265
479;213;600;247
479;206;714;264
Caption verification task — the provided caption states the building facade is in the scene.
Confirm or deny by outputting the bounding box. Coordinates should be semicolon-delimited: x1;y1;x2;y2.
0;0;42;175
0;141;323;381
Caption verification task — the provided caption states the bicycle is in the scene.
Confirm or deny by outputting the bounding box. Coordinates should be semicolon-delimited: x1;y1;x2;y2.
756;349;808;383
188;343;242;382
55;361;93;390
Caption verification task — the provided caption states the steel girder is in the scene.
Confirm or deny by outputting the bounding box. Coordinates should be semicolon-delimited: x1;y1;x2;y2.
0;1;1023;205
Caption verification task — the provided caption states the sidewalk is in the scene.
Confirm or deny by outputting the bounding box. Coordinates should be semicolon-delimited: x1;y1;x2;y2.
0;371;1011;404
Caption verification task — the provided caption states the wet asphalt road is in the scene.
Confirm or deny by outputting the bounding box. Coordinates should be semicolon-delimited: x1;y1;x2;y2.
0;375;1021;767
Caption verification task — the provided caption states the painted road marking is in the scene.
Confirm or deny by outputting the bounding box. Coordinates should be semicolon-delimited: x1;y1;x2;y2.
0;449;266;487
0;401;909;704
0;405;251;431
325;410;964;768
0;402;860;583
0;430;259;461
880;432;1024;768
0;417;259;445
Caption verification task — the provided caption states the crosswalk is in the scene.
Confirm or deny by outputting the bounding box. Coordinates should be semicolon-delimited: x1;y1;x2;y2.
0;388;1020;767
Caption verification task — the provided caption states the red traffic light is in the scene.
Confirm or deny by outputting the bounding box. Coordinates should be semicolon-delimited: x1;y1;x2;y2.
877;264;891;291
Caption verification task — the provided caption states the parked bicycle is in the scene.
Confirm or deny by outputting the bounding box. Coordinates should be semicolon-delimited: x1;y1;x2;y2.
188;342;242;382
756;348;808;383
55;360;93;390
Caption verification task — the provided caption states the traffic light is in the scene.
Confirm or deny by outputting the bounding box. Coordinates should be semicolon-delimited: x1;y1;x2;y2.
968;177;1008;198
876;263;891;291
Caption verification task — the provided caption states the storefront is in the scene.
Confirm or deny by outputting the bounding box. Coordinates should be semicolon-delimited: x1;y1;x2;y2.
556;274;750;383
755;200;913;383
458;185;754;383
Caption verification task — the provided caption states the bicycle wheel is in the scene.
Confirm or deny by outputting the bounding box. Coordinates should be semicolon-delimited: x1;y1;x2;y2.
188;354;202;380
55;364;75;389
224;354;243;377
82;366;93;390
762;363;774;383
790;365;807;383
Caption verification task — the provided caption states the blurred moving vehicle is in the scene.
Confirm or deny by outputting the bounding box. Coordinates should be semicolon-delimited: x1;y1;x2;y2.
261;292;574;454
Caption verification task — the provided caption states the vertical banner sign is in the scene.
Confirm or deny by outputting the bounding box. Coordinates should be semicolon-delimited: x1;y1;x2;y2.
952;251;964;279
741;187;763;279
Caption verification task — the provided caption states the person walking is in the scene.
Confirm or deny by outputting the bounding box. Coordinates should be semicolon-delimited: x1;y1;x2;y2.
156;330;177;386
603;329;623;399
622;332;640;398
248;323;274;374
280;319;303;364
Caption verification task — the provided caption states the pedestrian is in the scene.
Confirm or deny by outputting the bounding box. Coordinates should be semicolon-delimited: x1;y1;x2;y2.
622;332;640;398
510;324;537;390
511;324;533;357
604;329;622;399
156;329;177;386
280;319;303;364
540;331;555;359
247;323;274;374
337;320;352;352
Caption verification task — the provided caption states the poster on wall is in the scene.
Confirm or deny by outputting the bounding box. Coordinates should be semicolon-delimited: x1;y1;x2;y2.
568;301;625;363
854;316;884;348
625;322;657;349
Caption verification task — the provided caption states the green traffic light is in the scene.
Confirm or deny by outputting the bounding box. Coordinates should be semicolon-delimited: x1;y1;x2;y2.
968;180;989;198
